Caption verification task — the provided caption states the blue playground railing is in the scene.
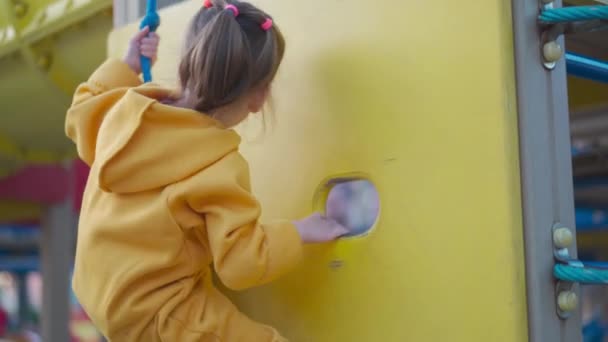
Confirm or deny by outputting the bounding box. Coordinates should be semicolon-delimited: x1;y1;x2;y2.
566;53;608;84
576;207;608;231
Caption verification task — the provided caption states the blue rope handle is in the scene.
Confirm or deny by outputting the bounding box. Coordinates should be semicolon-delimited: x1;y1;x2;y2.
139;0;160;83
539;6;608;24
554;264;608;285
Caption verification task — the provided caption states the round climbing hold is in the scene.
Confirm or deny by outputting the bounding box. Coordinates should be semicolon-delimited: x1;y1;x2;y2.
557;291;578;312
543;41;563;63
553;227;574;249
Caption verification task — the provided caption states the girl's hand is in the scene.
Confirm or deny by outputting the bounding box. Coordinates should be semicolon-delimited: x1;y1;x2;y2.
123;26;160;75
294;213;349;244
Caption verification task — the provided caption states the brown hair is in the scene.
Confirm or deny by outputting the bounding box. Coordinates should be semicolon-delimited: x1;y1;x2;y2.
178;0;285;114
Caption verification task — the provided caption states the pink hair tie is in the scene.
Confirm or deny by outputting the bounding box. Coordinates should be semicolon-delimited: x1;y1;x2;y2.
203;0;212;8
225;4;239;17
261;18;273;31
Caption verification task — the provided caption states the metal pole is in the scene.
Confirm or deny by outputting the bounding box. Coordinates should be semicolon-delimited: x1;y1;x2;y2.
16;272;29;330
40;202;74;342
40;161;77;342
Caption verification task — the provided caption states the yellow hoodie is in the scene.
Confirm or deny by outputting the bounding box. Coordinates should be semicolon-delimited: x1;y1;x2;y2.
66;59;302;341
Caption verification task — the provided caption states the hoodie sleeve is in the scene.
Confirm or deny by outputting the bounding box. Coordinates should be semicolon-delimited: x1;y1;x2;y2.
65;59;142;165
171;151;303;291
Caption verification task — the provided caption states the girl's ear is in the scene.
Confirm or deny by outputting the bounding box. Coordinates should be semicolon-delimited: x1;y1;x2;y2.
247;85;270;113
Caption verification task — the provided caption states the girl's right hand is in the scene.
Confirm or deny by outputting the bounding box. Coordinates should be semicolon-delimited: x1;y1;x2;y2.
123;26;160;75
294;213;349;244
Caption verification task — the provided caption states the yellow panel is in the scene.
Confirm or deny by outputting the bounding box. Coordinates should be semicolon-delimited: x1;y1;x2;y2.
109;1;527;341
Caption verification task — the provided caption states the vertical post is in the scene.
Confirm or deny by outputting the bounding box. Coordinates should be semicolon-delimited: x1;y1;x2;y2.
40;202;76;342
16;272;29;329
512;0;582;341
113;0;142;27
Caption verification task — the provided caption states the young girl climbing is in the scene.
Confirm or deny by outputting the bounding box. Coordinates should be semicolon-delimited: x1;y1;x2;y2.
65;1;347;341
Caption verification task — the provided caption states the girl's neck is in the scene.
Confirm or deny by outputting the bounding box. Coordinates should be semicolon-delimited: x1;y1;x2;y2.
165;96;191;109
165;94;247;128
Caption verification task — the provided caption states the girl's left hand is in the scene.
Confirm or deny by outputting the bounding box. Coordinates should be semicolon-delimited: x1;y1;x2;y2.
293;213;349;244
123;26;160;75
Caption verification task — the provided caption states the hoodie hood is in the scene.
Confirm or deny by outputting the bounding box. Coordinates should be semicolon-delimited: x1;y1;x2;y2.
91;87;240;194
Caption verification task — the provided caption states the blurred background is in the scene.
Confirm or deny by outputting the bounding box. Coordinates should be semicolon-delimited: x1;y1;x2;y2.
0;0;113;340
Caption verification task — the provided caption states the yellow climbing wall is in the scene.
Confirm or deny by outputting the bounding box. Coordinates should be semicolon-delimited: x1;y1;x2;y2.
108;0;528;340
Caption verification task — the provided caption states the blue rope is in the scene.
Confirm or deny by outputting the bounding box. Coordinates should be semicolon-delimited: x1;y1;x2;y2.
139;0;160;83
540;6;608;24
555;264;608;284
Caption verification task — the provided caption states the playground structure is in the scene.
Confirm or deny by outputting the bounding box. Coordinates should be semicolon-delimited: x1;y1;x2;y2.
1;0;608;341
0;0;111;340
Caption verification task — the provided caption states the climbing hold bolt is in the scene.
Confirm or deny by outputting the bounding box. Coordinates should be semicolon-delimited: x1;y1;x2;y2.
36;53;51;70
543;41;563;63
553;227;574;249
557;291;578;312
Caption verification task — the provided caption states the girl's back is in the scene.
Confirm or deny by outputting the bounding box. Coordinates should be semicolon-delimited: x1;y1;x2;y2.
68;62;299;340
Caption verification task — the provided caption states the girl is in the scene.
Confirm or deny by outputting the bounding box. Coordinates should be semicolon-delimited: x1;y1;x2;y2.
65;1;347;341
